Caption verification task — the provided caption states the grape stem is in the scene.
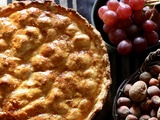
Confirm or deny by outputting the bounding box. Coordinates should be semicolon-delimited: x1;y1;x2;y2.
145;0;160;5
149;4;156;20
145;0;160;20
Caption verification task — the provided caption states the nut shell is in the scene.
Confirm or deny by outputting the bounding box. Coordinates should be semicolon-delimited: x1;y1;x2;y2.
129;81;147;102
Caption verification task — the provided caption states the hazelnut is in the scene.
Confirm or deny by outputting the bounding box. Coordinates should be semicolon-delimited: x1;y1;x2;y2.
117;97;131;107
117;106;130;118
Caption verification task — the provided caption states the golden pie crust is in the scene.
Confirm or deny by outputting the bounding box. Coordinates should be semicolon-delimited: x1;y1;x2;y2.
0;0;111;120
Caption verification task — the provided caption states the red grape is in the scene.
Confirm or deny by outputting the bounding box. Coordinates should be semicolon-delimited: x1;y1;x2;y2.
142;20;157;32
126;24;138;39
98;5;108;19
133;37;147;53
132;10;146;25
108;28;127;45
145;31;159;45
116;3;132;19
107;0;119;12
103;24;115;34
129;0;145;11
143;6;151;19
102;10;118;26
117;18;132;29
117;40;133;55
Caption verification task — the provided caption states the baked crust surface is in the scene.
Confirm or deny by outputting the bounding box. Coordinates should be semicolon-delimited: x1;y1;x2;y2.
0;1;111;120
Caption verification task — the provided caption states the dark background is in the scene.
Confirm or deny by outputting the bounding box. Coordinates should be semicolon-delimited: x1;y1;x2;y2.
76;0;94;23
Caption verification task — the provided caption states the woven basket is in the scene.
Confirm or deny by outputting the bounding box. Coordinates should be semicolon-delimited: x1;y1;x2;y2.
112;49;160;120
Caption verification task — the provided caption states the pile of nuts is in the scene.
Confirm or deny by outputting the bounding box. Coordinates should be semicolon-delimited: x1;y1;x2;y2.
116;64;160;120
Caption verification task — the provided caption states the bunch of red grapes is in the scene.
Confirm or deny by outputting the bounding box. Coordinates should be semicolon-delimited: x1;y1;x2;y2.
98;0;160;55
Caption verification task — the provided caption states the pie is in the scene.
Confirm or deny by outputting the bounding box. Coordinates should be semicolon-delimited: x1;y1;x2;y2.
0;0;111;120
